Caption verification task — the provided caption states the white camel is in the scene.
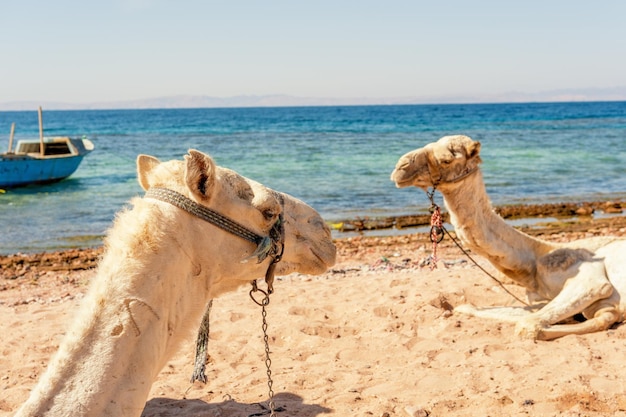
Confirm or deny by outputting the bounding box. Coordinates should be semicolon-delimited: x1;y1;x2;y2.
15;149;336;417
391;135;626;340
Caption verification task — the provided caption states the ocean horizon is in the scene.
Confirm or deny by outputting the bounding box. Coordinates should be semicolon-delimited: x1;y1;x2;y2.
3;87;626;111
1;101;625;254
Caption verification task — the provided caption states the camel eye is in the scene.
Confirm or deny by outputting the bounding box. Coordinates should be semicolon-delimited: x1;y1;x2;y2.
262;209;277;221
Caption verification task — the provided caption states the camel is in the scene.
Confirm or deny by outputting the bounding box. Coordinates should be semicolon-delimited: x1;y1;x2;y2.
391;135;626;340
15;149;336;417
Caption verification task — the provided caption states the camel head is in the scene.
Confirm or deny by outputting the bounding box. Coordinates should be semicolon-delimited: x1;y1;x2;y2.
391;135;482;191
136;149;336;279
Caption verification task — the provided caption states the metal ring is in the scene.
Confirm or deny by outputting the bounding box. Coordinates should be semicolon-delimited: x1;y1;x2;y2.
250;287;270;307
430;226;444;243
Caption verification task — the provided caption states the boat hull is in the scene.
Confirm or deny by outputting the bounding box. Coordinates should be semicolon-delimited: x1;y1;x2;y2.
0;138;94;188
0;154;87;187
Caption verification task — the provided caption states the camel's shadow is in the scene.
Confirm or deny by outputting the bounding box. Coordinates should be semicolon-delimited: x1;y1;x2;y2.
142;392;331;417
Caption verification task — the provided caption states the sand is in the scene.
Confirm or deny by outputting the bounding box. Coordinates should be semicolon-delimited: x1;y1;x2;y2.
1;215;626;417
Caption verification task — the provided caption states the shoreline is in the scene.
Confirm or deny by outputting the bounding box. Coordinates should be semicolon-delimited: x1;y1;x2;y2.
2;200;624;280
333;199;625;232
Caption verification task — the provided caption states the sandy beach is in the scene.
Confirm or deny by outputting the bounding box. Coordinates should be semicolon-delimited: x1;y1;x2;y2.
1;211;626;417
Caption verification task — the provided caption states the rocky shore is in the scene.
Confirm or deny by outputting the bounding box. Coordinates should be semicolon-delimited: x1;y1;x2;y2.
2;200;624;282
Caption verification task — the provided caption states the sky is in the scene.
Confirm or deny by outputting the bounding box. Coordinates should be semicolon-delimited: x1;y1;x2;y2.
1;0;625;105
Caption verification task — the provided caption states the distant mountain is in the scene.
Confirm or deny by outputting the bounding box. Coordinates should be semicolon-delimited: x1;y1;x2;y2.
1;87;625;111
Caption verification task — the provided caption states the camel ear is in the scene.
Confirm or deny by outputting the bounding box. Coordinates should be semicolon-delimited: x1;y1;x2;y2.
467;141;481;159
184;149;216;199
137;154;161;191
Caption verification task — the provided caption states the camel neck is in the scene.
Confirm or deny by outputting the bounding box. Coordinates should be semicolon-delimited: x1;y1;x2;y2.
14;209;210;417
437;170;554;290
440;170;496;227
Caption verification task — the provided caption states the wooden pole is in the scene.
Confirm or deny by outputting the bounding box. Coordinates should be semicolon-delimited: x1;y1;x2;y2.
38;106;44;156
8;122;15;153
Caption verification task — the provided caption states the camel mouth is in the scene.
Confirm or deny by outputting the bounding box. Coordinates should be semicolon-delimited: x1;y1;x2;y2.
390;169;416;188
276;247;334;275
308;245;337;272
394;178;414;188
312;246;336;267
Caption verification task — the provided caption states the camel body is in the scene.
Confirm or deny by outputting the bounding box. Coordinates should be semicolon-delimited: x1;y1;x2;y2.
392;135;626;340
15;150;336;416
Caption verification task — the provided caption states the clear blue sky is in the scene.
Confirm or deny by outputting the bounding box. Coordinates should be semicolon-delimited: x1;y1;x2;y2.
2;0;625;103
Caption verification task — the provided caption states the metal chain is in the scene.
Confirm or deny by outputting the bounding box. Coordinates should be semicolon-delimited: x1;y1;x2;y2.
260;295;276;416
250;282;277;416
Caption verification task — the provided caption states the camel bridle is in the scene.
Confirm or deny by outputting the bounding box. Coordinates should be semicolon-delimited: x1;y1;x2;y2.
145;186;284;415
144;187;285;293
428;164;480;189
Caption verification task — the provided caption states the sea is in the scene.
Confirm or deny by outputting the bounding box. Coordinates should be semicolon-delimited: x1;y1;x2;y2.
1;101;625;255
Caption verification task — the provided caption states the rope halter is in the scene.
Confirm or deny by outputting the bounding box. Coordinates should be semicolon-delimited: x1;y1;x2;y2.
144;187;284;293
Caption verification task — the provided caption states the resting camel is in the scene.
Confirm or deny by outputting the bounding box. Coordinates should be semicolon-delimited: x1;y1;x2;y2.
391;135;626;340
15;149;336;417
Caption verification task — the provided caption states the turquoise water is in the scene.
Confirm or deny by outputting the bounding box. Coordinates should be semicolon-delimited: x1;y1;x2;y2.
1;102;625;254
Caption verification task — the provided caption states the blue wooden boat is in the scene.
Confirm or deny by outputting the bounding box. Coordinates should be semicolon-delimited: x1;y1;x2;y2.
0;107;94;188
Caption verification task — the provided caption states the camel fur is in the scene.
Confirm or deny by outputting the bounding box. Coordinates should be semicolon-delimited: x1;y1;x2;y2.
15;149;336;417
391;135;626;340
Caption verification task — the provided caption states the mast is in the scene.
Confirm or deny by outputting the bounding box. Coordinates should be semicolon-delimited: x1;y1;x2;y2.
38;106;44;156
7;122;15;153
